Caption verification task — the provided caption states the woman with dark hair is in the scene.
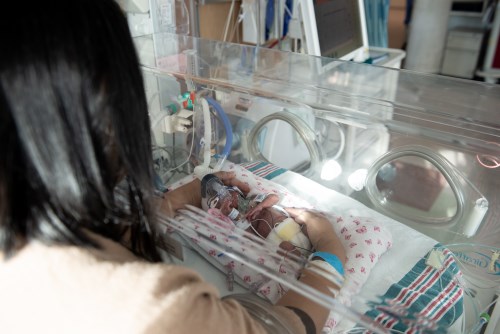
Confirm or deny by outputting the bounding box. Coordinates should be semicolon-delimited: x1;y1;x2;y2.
0;1;345;333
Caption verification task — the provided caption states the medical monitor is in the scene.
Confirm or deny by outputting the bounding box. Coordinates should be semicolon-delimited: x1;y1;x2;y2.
301;0;369;62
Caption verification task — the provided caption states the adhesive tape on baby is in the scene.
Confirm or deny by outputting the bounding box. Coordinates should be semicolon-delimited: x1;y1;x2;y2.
275;218;301;241
266;230;283;246
290;231;311;251
272;218;312;251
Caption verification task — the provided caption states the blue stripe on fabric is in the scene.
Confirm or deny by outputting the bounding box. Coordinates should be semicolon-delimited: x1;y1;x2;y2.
240;161;287;180
360;243;463;333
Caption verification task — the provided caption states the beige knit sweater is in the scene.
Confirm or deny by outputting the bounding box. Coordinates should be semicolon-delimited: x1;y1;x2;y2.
0;232;305;334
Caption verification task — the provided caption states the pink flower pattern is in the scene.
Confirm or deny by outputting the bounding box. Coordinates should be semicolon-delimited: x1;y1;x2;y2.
259;286;271;296
356;226;367;234
165;162;393;334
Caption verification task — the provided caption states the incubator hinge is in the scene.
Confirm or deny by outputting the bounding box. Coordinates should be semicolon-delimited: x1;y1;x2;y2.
489;251;500;273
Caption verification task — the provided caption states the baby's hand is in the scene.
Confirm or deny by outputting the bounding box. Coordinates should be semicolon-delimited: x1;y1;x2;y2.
245;205;263;220
246;193;280;220
215;171;250;195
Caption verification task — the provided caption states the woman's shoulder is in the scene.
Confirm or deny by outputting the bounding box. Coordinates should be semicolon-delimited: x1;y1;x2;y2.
0;238;218;333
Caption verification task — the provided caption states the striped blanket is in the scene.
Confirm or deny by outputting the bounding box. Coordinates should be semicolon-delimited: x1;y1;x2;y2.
361;247;463;333
240;160;288;180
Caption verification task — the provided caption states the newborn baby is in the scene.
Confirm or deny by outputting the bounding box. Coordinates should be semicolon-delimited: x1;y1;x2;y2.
200;174;311;255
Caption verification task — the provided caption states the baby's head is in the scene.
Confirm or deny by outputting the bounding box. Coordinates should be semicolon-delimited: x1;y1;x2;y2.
201;174;233;215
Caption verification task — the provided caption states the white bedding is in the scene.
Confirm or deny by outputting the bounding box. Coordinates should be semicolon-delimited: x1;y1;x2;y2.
166;161;465;333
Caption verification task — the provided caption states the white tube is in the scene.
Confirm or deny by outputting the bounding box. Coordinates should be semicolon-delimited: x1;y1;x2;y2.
194;98;214;179
405;0;452;73
461;198;489;237
484;291;500;334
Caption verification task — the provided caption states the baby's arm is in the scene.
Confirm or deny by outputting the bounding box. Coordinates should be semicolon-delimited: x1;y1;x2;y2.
245;193;280;220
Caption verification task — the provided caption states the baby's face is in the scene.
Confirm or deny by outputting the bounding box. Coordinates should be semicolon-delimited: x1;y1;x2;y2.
207;196;219;209
219;196;234;216
207;194;233;216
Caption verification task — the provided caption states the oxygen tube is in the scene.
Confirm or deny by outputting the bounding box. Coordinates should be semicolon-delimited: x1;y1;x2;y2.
194;96;233;179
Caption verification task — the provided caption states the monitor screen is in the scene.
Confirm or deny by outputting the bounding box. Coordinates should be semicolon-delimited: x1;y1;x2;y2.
301;0;368;61
315;0;364;58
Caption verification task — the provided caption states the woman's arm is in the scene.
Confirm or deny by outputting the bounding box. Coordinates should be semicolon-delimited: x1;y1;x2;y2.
276;208;346;334
159;179;202;217
158;177;345;334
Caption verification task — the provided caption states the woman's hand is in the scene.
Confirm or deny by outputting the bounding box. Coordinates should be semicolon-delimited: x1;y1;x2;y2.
278;208;346;333
285;208;345;263
160;179;201;217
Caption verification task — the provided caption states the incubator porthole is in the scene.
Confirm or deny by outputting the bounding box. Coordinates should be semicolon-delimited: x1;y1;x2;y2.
247;112;325;176
365;146;464;226
375;157;458;221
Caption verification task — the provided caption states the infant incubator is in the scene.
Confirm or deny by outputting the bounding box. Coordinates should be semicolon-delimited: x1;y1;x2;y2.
123;4;500;332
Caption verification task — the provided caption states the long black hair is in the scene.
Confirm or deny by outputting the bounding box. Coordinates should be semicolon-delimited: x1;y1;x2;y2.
0;0;160;260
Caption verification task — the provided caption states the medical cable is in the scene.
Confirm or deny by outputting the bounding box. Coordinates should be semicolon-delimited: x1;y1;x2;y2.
171;137;195;175
476;154;500;169
158;110;196;182
469;313;490;334
205;97;233;158
476;141;500;169
193;96;233;179
249;217;312;255
147;86;198;183
221;0;237;41
248;218;274;240
470;298;498;333
437;243;500;330
442;243;500;286
362;246;466;333
193;98;212;178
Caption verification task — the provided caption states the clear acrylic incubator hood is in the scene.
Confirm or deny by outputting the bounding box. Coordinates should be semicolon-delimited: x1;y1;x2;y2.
131;32;500;333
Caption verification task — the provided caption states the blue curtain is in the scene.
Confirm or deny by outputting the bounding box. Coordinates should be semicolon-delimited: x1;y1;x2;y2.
363;0;390;47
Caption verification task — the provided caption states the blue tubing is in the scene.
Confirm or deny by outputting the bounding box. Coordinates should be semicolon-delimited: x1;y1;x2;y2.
204;97;233;158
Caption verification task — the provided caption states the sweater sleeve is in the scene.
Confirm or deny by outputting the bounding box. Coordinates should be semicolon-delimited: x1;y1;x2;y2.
143;265;306;334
